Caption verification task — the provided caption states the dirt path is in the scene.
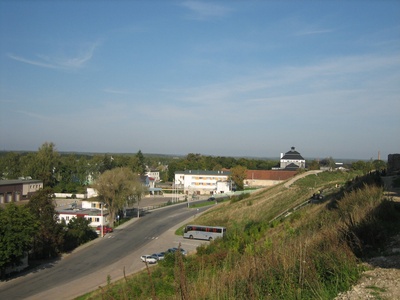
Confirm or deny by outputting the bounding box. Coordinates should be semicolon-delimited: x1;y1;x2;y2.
283;170;323;188
335;176;400;300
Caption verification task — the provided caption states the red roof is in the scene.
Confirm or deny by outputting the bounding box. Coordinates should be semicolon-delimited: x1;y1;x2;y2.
246;170;297;181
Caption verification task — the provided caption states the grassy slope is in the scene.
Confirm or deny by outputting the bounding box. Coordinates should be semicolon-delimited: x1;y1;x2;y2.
80;170;400;300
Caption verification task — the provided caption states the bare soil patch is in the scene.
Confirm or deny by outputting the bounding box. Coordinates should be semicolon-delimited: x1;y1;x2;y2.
335;176;400;300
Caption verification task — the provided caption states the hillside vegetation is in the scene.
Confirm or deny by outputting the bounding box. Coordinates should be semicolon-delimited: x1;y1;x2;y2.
80;170;400;300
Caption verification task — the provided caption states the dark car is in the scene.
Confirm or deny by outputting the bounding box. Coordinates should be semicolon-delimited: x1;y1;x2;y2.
166;247;187;256
207;196;216;201
151;253;165;261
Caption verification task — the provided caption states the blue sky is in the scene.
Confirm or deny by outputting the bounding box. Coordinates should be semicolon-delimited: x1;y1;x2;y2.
0;1;399;160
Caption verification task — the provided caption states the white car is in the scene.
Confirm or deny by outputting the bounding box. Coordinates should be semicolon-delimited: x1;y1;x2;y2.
140;255;157;264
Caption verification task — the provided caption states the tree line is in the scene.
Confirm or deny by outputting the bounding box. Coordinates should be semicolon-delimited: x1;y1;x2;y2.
0;143;387;193
0;143;281;192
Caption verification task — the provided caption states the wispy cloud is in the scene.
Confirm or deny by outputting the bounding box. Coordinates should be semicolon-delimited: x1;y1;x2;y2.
295;28;334;36
180;1;233;20
7;41;100;70
7;54;60;69
163;53;400;120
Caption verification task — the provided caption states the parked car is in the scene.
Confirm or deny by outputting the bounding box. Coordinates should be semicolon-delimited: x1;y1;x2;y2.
207;196;216;201
151;253;165;261
166;247;187;256
96;225;113;234
140;255;157;264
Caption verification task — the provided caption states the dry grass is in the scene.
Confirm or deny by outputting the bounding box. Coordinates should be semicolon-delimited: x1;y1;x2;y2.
80;171;397;300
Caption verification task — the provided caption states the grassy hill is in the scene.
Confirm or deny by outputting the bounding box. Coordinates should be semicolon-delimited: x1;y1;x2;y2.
79;170;400;300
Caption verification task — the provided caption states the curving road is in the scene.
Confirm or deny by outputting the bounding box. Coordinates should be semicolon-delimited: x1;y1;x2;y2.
0;202;210;300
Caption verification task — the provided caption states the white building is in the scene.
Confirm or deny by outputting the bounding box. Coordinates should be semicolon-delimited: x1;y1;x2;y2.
145;170;160;182
57;200;110;228
174;170;232;196
280;147;306;170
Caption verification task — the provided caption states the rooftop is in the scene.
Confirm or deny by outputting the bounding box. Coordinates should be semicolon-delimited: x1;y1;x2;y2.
175;170;231;176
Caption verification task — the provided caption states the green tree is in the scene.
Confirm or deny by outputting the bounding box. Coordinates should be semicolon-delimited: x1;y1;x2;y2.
230;165;247;191
30;142;60;187
185;153;206;170
19;152;36;178
63;217;98;252
0;203;38;278
98;154;116;173
93;167;144;226
168;160;186;181
135;150;146;175
308;160;320;170
27;188;65;259
372;159;386;171
351;160;374;174
320;157;336;169
55;154;89;193
0;152;22;179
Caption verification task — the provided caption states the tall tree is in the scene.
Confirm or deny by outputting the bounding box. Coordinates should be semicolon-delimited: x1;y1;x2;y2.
99;154;116;174
31;142;60;187
27;188;65;259
93;167;144;226
230;165;247;191
135;150;146;175
0;203;38;278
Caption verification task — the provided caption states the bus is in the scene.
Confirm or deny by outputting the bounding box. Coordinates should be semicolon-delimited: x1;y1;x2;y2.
183;224;226;241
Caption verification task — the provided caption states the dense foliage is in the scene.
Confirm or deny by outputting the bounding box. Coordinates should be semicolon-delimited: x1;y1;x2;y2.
0;203;38;278
62;217;98;252
0;190;99;273
27;188;65;259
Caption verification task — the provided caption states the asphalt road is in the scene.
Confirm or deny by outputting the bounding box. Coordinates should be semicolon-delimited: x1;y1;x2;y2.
0;202;210;300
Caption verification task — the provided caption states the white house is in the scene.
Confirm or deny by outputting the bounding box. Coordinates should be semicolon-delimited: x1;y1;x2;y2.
56;201;110;228
145;170;160;182
174;170;232;195
280;147;306;170
82;199;102;210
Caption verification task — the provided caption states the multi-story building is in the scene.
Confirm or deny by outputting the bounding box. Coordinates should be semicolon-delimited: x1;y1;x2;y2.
174;170;232;196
